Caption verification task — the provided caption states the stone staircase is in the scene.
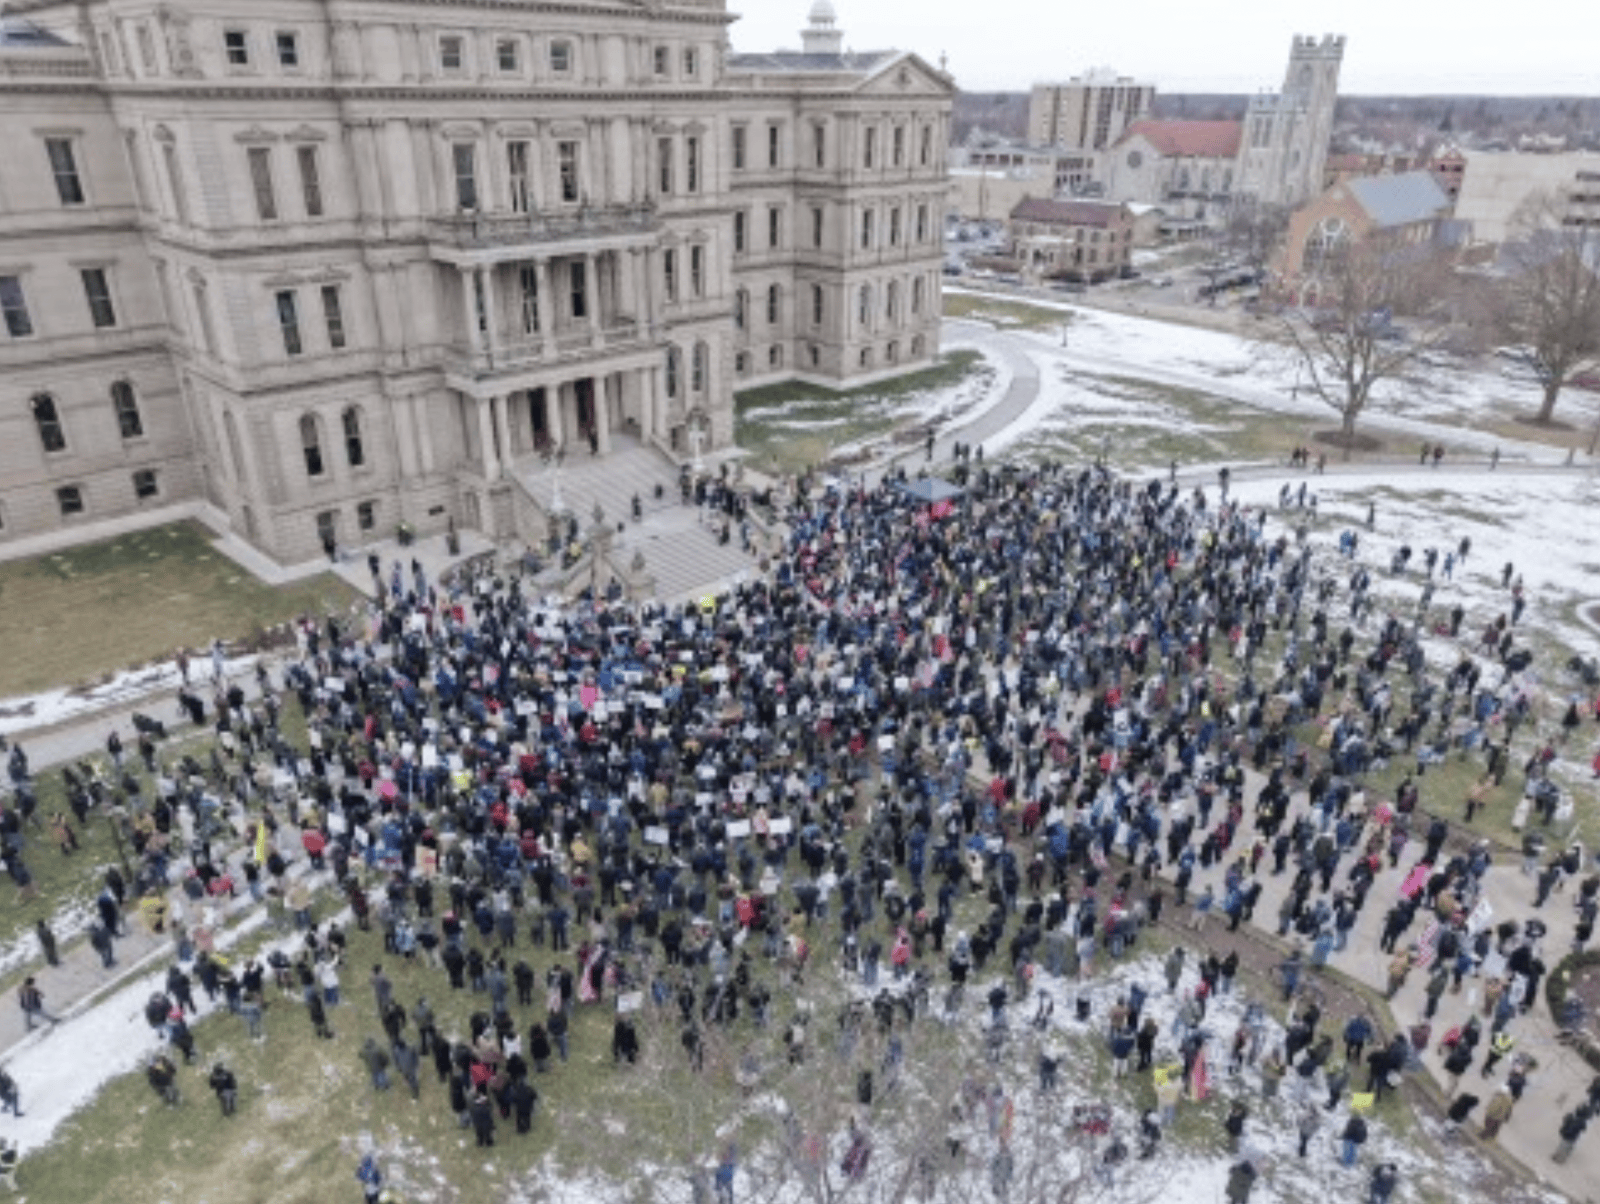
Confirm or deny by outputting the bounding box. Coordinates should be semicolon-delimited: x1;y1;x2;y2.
515;439;683;529
514;439;761;606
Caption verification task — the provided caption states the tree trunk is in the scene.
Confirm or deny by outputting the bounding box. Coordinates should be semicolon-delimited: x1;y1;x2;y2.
1537;380;1562;424
1341;406;1357;460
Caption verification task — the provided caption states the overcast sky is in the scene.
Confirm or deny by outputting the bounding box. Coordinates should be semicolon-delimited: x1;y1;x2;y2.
731;0;1600;95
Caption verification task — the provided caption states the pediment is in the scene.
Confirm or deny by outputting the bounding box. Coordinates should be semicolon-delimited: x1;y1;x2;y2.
856;53;956;98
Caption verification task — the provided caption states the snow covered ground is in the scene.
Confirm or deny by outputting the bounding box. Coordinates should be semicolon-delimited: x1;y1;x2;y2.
946;287;1598;468
0;651;261;739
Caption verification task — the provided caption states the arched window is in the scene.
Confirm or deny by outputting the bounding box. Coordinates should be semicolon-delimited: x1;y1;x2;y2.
31;394;66;453
692;341;708;393
300;413;325;477
858;284;871;329
665;347;680;398
766;283;780;325
341;406;364;468
1305;217;1349;275
111;380;143;439
734;288;748;331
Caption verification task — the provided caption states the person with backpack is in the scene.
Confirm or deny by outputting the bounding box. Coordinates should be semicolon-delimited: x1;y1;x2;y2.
207;1063;238;1116
1340;1113;1368;1166
17;977;56;1031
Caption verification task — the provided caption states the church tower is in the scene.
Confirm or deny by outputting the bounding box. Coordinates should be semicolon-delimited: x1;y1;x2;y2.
1234;35;1344;209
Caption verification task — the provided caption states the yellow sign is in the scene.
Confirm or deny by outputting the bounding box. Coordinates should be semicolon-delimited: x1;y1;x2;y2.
1350;1093;1375;1112
1153;1068;1170;1086
699;595;717;614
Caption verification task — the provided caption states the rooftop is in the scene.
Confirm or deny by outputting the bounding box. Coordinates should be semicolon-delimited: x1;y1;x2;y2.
0;15;69;48
1011;197;1129;227
1343;171;1452;228
1118;119;1242;160
726;49;899;74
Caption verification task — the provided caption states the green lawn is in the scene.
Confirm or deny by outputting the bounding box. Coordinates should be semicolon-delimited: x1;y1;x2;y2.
0;521;357;699
943;292;1076;332
735;350;991;475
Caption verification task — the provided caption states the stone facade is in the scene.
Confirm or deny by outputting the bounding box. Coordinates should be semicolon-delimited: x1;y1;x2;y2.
0;1;952;564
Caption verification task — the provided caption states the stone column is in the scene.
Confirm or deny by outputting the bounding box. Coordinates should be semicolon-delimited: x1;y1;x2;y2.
414;394;436;473
638;366;655;443
535;257;556;355
492;393;513;470
548;381;566;449
461;267;483;356
596;374;612;454
584;251;602;347
477;395;499;480
479;265;501;363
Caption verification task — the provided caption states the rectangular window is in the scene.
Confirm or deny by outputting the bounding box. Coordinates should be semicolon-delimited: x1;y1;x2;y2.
663;248;678;302
557;141;579;203
732;126;746;171
276;31;299;68
813;207;824;248
133;469;159;500
861;209;874;250
658;137;674;195
814;125;826;169
0;276;33;337
686;137;700;194
247;147;277;220
690;245;704;298
569;260;586;318
321;285;346;349
452;143;478;212
921;126;932;167
654;46;669;77
733;211;746;254
137;23;158;73
223;29;249;67
192;283;216;354
82;268;117;328
114;383;143;438
297;145;324;217
497;39;519;72
768;124;780;169
518;266;539;334
768;206;781;249
57;486;85;516
682;47;698;78
864;127;877;169
550;41;571;73
440;35;464;72
767;285;779;324
357;500;376;531
893;126;905;167
316;511;336;546
507;142;531;213
812;284;824;325
46;139;85;205
889;207;902;247
916;204;929;242
276;290;302;356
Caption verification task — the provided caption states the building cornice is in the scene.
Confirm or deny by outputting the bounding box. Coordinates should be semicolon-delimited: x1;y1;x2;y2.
3;0;736;27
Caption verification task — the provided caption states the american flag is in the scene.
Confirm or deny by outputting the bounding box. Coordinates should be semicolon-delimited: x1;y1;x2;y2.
1399;862;1432;899
1190;1047;1211;1101
1413;919;1441;968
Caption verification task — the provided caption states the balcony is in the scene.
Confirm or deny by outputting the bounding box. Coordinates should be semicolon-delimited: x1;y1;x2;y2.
428;205;660;262
444;319;651;390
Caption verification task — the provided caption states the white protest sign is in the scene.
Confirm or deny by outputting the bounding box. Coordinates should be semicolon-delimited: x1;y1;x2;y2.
768;817;794;836
726;819;752;838
644;826;670;846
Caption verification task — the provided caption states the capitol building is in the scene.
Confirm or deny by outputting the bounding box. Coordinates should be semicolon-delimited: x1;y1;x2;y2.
0;0;952;564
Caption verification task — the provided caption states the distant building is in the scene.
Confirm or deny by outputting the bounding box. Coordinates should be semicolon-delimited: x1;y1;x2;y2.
1453;151;1600;245
1101;35;1344;224
1028;70;1155;153
1007;198;1135;282
1273;172;1455;304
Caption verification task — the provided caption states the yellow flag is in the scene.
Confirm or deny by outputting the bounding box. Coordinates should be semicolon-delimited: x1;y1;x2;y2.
1153;1068;1170;1086
254;821;268;865
1350;1092;1375;1112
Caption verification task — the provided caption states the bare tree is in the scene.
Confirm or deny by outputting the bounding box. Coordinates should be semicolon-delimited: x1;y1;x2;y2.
1221;203;1291;278
1491;191;1600;423
1270;238;1460;454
